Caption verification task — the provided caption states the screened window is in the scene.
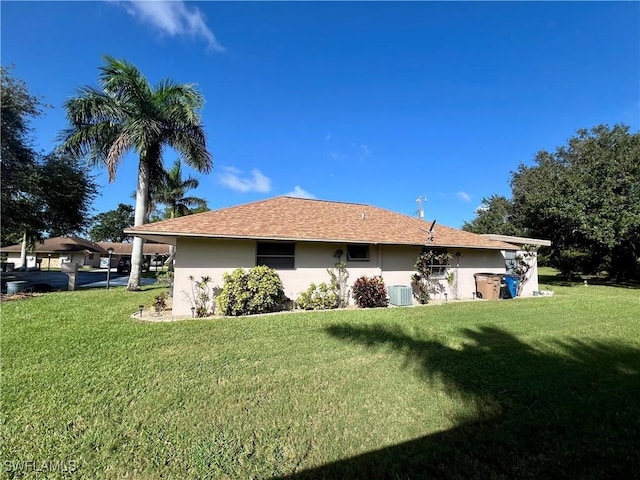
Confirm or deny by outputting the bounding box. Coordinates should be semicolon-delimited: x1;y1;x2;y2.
256;242;295;269
347;244;370;261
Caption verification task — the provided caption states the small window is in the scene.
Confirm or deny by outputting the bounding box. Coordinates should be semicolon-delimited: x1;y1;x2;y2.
88;253;95;260
256;242;295;269
347;244;369;261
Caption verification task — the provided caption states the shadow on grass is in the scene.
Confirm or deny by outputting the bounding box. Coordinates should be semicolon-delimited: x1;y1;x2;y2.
279;324;640;479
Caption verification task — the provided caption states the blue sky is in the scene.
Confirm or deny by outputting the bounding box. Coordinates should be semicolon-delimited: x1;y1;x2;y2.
2;1;638;228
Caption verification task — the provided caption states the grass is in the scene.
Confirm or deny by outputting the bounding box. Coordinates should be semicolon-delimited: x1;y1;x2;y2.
1;275;639;479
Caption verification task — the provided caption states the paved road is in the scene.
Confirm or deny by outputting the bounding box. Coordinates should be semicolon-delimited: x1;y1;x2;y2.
1;269;157;292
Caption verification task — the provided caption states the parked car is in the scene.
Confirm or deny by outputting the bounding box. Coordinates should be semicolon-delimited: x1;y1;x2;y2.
116;256;150;274
116;256;131;274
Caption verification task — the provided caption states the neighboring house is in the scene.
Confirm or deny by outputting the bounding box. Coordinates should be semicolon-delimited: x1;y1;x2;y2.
0;236;106;270
126;196;550;316
92;242;172;269
0;237;172;270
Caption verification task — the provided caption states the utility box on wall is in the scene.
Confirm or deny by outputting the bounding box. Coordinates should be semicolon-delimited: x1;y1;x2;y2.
389;285;413;306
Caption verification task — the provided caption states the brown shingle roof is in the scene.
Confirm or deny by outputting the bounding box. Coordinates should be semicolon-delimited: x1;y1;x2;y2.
126;197;517;250
0;236;106;254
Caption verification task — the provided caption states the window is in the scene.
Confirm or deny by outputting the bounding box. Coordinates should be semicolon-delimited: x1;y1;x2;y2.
505;251;517;273
88;253;95;260
420;247;450;275
347;244;370;261
256;242;295;269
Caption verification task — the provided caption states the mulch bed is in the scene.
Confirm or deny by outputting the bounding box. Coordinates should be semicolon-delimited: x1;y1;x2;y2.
0;292;42;302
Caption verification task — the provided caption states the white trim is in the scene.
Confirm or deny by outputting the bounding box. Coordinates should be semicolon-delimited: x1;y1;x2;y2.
482;234;551;247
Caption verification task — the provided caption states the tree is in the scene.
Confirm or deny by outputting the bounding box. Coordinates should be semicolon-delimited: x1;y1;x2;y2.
89;204;135;243
462;195;522;236
1;65;44;245
511;125;640;279
60;56;213;290
154;159;208;219
2;67;97;264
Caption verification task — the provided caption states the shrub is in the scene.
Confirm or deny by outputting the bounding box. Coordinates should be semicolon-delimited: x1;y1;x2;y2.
411;250;452;304
246;265;287;315
216;266;286;316
188;275;216;318
154;292;168;312
328;261;349;308
296;282;339;310
351;276;388;308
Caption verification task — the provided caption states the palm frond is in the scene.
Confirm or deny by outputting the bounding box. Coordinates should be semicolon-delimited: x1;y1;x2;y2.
106;133;132;182
166;127;212;174
99;56;154;119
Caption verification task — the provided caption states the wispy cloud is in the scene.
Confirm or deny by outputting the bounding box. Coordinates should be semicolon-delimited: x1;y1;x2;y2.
456;191;472;202
330;143;371;161
358;144;371;160
325;133;332;142
219;167;271;193
286;186;315;199
111;0;225;51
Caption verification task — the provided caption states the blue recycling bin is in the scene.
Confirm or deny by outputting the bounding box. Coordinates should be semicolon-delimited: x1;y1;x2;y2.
502;275;519;299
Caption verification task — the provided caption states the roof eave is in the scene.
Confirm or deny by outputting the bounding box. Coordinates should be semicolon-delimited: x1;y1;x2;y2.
125;229;516;250
481;234;552;247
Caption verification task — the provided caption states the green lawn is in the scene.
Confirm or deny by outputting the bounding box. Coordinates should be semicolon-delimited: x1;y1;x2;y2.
2;275;639;478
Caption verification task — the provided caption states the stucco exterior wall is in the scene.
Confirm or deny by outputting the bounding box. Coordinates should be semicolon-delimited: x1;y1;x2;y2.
171;238;538;316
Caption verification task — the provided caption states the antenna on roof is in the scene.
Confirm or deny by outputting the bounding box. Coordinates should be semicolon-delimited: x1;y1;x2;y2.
419;219;437;243
416;196;427;219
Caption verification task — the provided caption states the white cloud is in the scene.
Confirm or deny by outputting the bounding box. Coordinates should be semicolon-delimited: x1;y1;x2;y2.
286;186;315;199
456;191;472;202
112;0;225;51
219;167;271;193
325;133;332;142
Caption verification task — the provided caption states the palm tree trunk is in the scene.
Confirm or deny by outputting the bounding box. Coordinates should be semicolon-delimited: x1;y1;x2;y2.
20;231;28;270
127;159;150;291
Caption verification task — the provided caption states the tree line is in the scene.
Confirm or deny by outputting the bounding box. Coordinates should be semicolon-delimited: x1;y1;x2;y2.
463;125;640;280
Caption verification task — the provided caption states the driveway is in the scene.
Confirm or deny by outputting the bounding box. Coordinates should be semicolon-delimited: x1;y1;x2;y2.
0;269;157;292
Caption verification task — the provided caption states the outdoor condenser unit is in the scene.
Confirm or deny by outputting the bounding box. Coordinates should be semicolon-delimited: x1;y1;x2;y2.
388;285;413;306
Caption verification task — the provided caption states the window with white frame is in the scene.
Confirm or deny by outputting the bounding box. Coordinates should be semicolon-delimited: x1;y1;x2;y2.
420;247;450;276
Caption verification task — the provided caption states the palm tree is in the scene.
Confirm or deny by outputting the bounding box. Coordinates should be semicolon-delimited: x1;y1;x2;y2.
155;159;208;219
60;56;212;290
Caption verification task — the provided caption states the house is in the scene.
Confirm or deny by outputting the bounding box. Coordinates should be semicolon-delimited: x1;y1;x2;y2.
0;237;172;270
91;242;172;269
0;236;106;270
126;196;550;316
